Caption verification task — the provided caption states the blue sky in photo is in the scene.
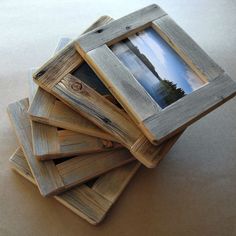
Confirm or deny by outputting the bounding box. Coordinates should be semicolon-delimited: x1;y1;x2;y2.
129;28;205;94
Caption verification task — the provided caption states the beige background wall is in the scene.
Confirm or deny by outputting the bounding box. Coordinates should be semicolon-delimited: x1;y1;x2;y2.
1;0;236;235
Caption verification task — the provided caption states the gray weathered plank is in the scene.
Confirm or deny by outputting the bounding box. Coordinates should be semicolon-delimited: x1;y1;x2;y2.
33;16;113;90
152;15;224;81
10;147;140;224
28;87;116;141
32;119;121;160
92;161;140;202
57;149;134;186
52;73;181;168
9;148;112;225
144;73;236;142
8;98;134;195
76;4;166;53
7;98;65;196
76;6;236;145
85;44;160;122
31;15;182;167
52;74;141;146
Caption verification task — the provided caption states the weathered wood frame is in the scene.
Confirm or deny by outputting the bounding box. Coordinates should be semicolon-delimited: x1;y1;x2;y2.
7;98;134;196
29;38;120;160
74;4;236;144
28;38;115;142
33;15;182;168
32;122;121;160
29;87;116;141
10;148;140;225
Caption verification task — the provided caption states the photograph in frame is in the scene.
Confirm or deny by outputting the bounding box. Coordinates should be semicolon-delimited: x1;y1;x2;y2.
110;27;207;109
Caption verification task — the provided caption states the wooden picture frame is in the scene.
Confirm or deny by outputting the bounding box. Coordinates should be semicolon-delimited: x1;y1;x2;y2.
10;148;140;225
32;121;121;160
7;98;134;196
29;87;116;141
29;38;119;160
28;38;115;142
74;4;236;144
33;15;182;168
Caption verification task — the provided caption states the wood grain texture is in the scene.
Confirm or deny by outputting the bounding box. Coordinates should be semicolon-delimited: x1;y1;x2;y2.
53;74;140;146
32;15;182;167
85;44;159;122
33;16;113;90
8;98;134;196
143;73;236;142
57;149;134;187
152;15;224;81
7;98;64;196
29;37;118;160
76;4;166;53
28;87;116;141
75;5;236;145
28;68;38;103
29;36;116;143
32;121;122;160
52;73;181;168
9;148;140;224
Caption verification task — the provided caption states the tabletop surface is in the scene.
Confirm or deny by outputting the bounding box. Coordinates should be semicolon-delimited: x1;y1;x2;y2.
1;1;236;235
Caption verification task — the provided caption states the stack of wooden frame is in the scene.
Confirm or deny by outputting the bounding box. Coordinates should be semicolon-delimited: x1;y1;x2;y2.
7;5;236;225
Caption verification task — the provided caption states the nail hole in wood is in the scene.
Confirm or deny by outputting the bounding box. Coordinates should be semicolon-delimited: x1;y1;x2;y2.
96;29;103;33
35;70;46;78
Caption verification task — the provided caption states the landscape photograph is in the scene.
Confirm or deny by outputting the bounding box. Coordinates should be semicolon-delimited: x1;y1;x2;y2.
110;27;206;109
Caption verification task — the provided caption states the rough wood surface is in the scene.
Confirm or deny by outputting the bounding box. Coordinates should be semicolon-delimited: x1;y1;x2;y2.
144;73;236;142
53;74;140;146
52;74;180;167
75;5;236;145
76;4;166;53
29;87;116;141
57;149;134;186
152;15;223;81
32;121;121;160
33;16;113;90
29;37;118;160
7;98;64;196
8;98;134;196
9;148;140;225
32;15;182;168
85;44;159;122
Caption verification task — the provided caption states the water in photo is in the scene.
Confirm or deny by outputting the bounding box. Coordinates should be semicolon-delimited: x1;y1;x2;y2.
110;28;206;109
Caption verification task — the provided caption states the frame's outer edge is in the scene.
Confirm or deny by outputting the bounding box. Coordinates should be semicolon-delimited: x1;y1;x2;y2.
75;5;236;144
9;147;140;225
7;98;65;196
28;87;117;142
30;13;184;167
76;4;167;53
85;44;160;122
52;73;182;168
9;148;111;225
143;72;236;142
152;15;224;81
8;99;134;194
33;16;114;91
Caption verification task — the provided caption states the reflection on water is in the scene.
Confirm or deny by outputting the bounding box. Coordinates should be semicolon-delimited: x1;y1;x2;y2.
110;28;206;109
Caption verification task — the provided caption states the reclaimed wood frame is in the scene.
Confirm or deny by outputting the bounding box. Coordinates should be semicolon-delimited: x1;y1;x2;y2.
28;38;115;142
29;87;116;141
10;148;140;225
7;98;134;196
33;15;182;168
29;38;119;160
32;122;121;160
74;4;236;144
